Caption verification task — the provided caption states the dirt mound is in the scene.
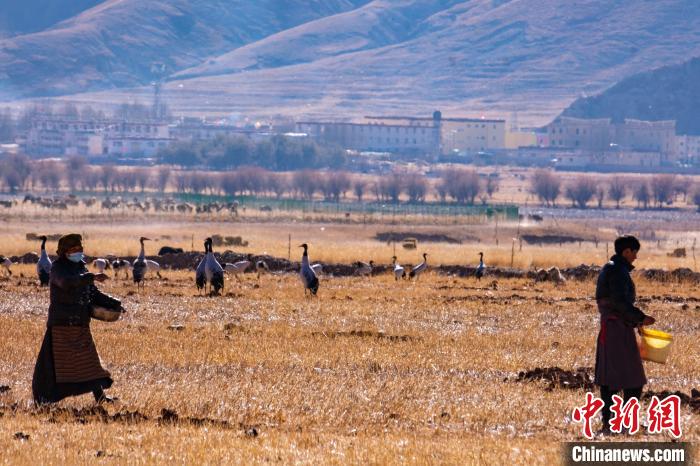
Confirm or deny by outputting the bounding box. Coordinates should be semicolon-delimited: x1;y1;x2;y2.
521;234;586;245
641;268;700;283
25;233;62;241
375;232;464;244
514;366;594;391
439;265;526;279
562;264;601;281
11;252;39;264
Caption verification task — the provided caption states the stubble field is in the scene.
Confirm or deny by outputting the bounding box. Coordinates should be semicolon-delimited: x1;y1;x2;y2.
0;214;699;465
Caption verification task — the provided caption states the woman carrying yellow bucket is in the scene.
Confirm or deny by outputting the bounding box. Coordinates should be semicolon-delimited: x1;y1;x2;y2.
594;235;656;435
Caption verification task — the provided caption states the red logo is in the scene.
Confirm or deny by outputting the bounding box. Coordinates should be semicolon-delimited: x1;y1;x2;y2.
572;392;604;439
647;395;682;438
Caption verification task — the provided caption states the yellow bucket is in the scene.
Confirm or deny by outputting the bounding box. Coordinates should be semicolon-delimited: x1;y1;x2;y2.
639;328;673;364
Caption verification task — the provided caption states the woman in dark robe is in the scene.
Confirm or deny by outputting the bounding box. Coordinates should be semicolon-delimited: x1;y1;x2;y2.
32;233;123;405
594;235;655;433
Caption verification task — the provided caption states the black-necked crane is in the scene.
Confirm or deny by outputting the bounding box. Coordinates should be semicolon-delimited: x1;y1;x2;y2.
476;252;486;281
195;239;207;294
299;243;319;296
255;259;269;278
355;260;374;276
205;237;225;295
310;263;323;276
408;252;428;280
37;235;52;286
92;258;108;274
112;259;131;279
132;237;150;289
225;254;251;279
1;255;12;277
391;256;405;281
145;259;162;278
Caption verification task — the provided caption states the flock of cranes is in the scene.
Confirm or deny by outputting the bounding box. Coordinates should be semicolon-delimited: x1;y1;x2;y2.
4;236;489;297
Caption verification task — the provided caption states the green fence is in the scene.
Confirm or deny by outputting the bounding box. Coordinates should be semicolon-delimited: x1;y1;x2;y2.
174;193;519;220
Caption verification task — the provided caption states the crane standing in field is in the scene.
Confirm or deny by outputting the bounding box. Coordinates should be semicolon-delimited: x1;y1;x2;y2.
225;254;252;280
409;252;428;280
195;239;207;294
476;252;486;281
391;256;405;281
112;259;131;279
92;258;108;274
299;243;319;296
145;259;162;278
205;237;225;295
37;235;52;286
1;255;12;277
132;237;150;290
355;260;374;277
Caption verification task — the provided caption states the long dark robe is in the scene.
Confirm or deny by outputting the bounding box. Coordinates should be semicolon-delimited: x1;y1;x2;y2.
594;255;647;390
32;257;121;404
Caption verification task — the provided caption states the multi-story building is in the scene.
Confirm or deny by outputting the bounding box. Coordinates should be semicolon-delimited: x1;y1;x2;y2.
295;120;440;155
22;116;171;157
365;112;506;154
545;117;613;151
676;134;700;163
297;111;506;156
614;119;676;162
170;118;273;142
543;116;681;164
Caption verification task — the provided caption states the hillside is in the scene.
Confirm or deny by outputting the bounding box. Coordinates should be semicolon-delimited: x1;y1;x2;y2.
0;0;102;37
0;0;370;99
561;57;700;135
3;0;700;125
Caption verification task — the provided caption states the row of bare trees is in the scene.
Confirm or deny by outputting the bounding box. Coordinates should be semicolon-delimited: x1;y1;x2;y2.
3;154;700;209
530;169;696;209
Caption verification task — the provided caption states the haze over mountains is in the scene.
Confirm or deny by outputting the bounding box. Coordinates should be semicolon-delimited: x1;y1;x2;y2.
1;0;700;125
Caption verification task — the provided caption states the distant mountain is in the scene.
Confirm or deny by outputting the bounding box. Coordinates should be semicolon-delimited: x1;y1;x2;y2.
561;57;700;135
3;0;700;125
0;0;370;99
0;0;102;37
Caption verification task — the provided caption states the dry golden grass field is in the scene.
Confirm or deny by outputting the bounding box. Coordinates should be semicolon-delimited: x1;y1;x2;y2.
1;211;699;464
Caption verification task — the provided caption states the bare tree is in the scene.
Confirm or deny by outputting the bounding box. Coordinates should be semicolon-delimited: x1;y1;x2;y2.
595;186;605;209
0;154;31;193
156;167;170;193
564;176;597;209
134;168;150;193
99;164;118;192
220;172;241;196
65;156;87;192
440;168;481;204
353;179;366;202
608;177;627;209
321;171;351;202
530;169;561;207
486;176;500;199
268;173;288;199
633;181;651;209
292;170;318;200
378;173;404;203
650;174;676;208
404;173;428;203
39;162;62;192
674;176;691;202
